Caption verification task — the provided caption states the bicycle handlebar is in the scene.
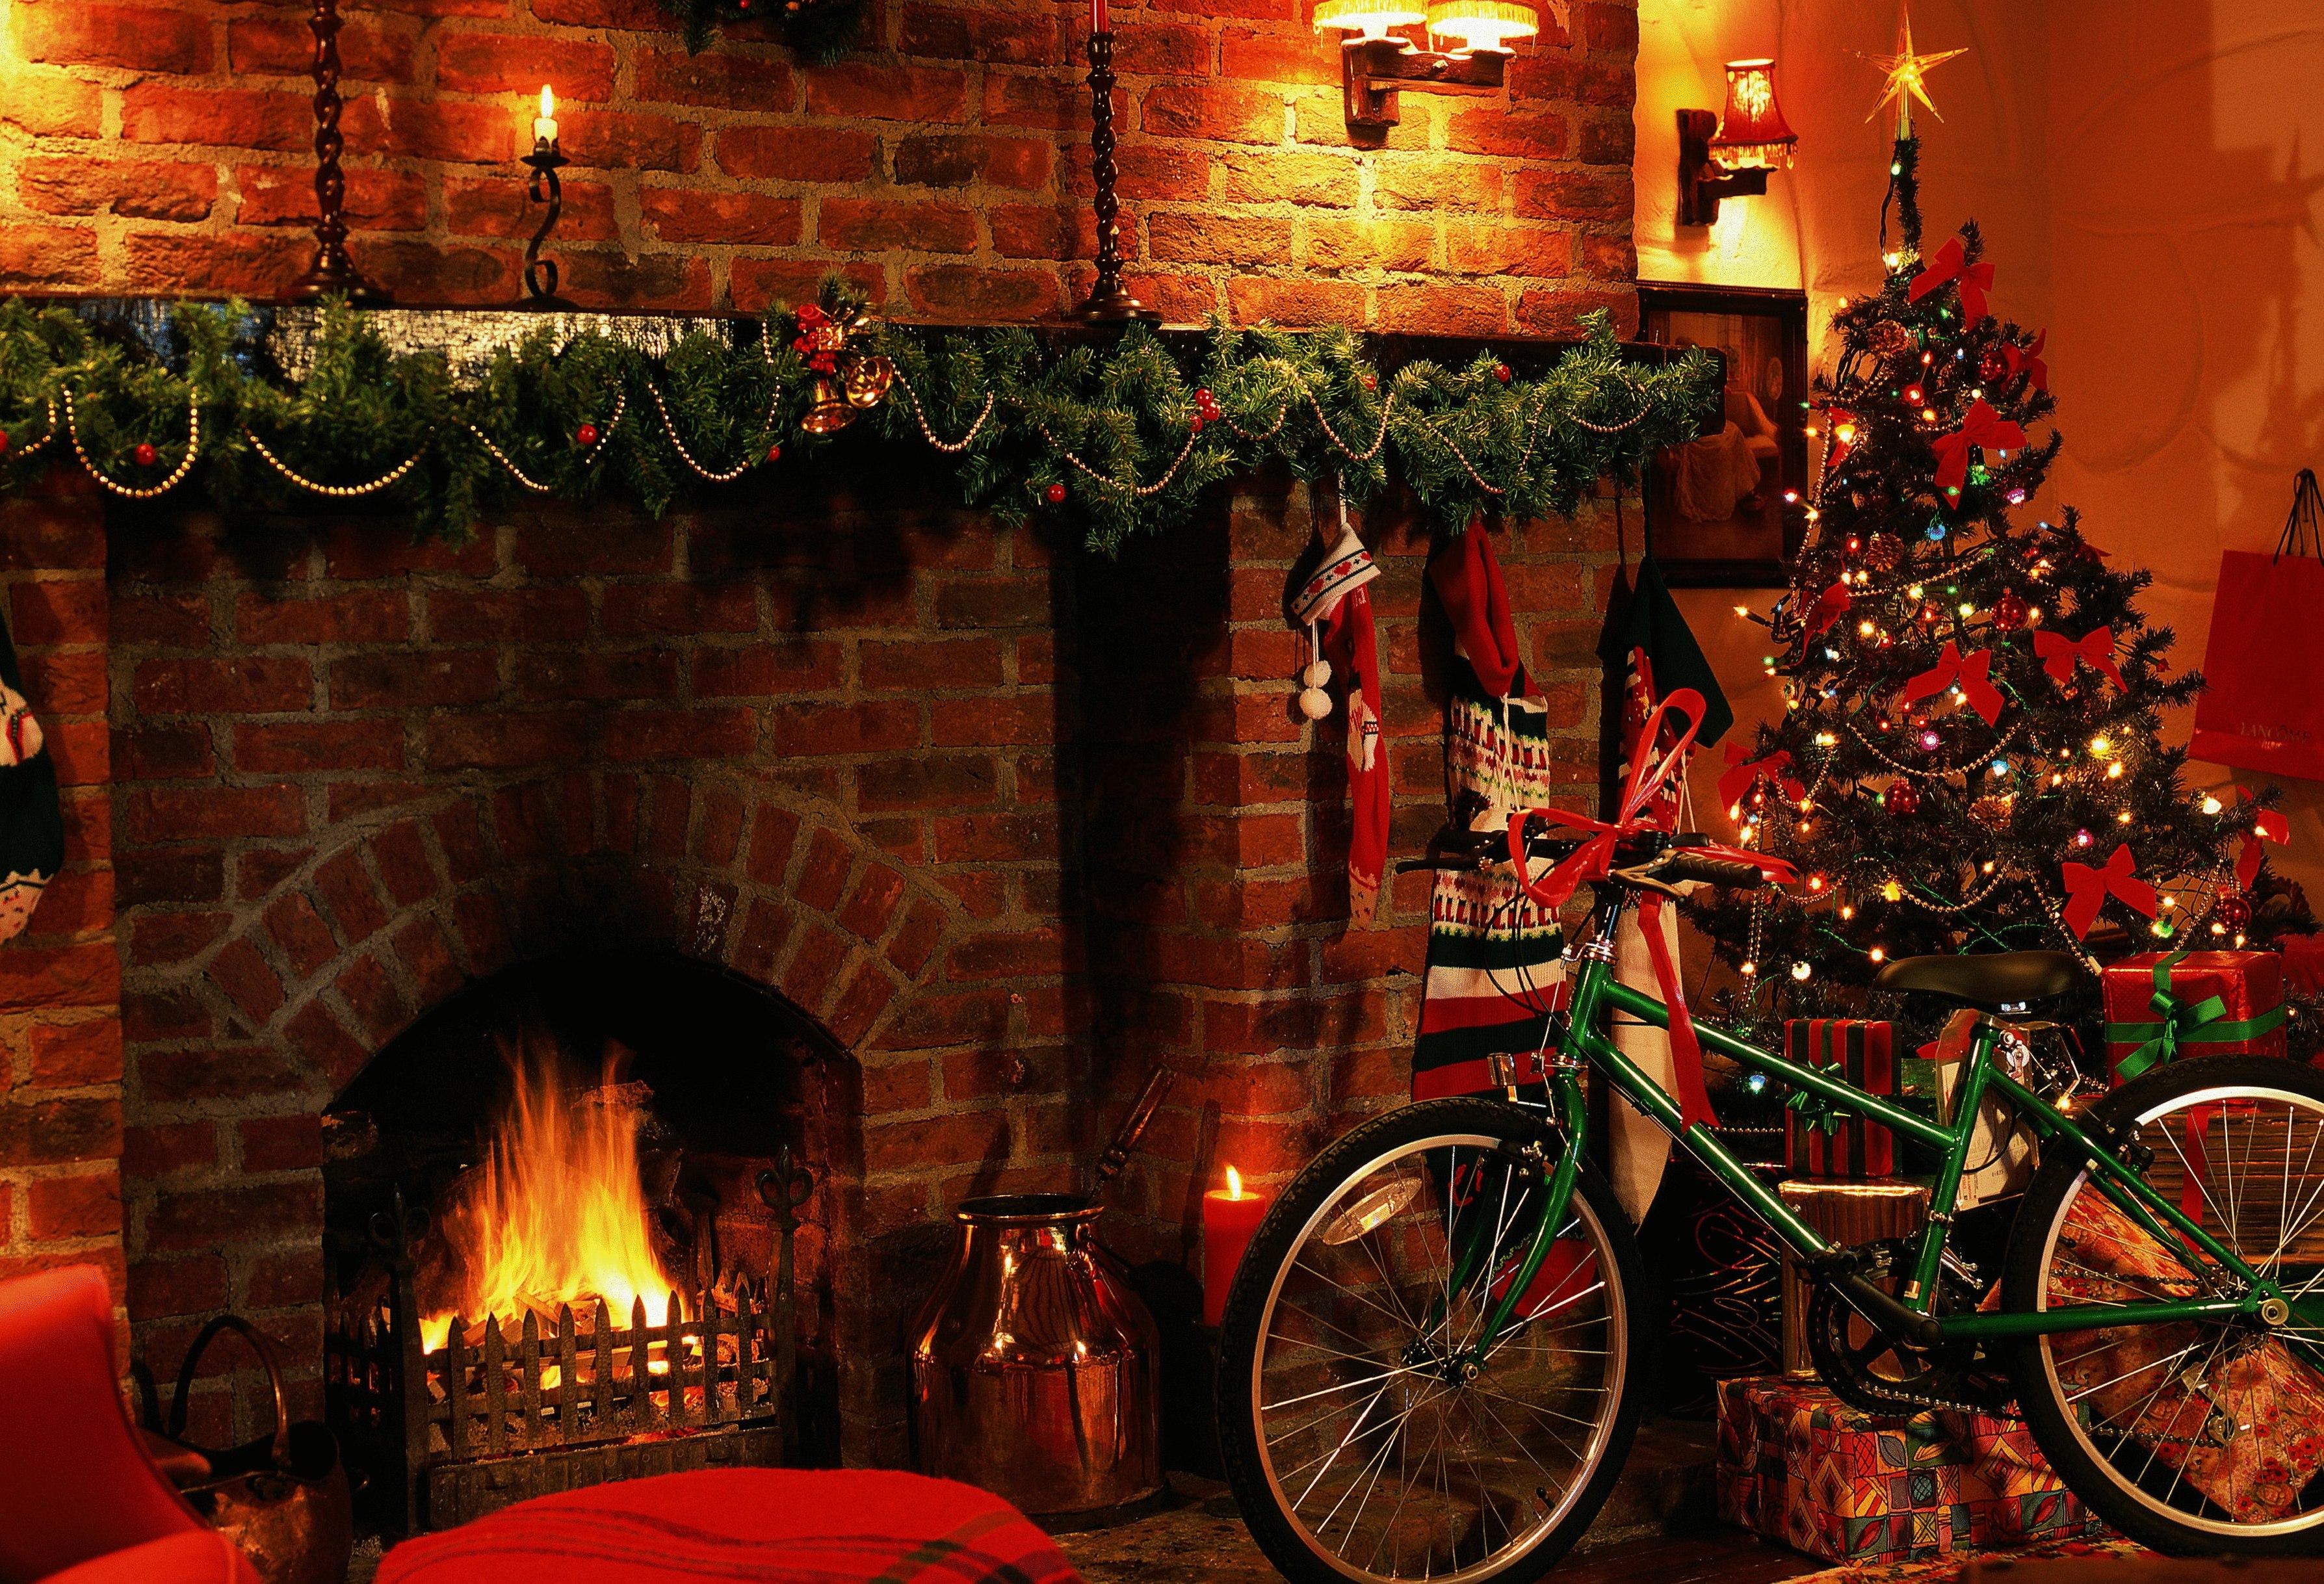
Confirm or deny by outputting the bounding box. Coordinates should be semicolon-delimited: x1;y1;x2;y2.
1656;851;1768;890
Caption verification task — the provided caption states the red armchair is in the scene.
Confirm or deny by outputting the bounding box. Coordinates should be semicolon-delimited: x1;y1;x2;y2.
0;1264;258;1584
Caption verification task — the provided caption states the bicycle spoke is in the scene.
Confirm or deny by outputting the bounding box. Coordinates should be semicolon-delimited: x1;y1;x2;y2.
2065;1338;2210;1406
1262;1361;1437;1416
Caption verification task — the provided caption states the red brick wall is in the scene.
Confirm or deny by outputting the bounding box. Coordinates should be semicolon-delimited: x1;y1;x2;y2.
0;0;1638;327
0;478;124;1300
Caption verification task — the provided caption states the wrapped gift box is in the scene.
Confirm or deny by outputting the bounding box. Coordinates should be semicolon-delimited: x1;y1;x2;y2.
2103;948;2287;1084
1716;1375;2099;1564
1784;1019;1911;1178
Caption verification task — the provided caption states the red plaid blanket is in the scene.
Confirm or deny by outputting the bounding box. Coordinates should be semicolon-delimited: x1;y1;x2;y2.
376;1469;1083;1584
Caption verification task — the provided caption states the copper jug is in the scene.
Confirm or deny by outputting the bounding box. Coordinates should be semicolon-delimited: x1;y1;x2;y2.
907;1194;1162;1518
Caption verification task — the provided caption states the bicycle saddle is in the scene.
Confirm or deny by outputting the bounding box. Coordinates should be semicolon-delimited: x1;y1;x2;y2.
1873;950;2082;1009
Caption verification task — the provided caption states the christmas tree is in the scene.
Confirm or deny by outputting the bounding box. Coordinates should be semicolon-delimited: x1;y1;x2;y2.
1691;134;2306;1046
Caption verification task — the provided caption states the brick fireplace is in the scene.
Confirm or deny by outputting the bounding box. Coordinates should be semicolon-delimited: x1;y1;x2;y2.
0;0;1645;1495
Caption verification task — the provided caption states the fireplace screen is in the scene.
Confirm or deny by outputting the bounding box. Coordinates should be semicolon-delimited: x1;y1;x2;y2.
322;950;839;1531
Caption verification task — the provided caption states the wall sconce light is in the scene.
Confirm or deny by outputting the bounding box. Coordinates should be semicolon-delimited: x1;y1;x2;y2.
1677;58;1797;227
1316;1;1541;147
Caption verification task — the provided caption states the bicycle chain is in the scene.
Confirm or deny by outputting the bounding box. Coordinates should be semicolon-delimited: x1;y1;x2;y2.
1808;1240;2015;1416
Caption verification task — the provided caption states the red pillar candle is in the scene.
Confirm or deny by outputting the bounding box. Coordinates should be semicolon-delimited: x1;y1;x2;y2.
1201;1166;1270;1328
1090;0;1107;32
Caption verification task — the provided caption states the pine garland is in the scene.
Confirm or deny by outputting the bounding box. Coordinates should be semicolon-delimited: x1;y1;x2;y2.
0;294;1718;554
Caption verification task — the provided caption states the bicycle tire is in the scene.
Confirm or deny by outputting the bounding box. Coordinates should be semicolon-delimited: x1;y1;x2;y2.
1216;1097;1646;1584
2002;1054;2324;1555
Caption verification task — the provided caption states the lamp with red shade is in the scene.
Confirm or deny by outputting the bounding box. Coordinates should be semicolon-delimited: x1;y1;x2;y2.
1678;57;1799;226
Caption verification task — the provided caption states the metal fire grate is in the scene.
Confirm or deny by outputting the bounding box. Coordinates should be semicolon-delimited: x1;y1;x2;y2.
328;1158;803;1532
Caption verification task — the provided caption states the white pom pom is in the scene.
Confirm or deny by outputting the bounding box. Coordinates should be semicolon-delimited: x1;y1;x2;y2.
1298;686;1333;721
1301;659;1333;688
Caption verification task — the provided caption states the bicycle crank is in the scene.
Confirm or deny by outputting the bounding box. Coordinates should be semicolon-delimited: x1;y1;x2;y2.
1808;1239;2015;1416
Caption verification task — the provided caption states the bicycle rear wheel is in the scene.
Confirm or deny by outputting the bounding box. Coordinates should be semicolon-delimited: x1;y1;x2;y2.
1216;1098;1644;1584
2004;1055;2324;1555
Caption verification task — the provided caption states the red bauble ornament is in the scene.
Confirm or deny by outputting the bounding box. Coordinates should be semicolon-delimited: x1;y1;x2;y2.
1189;414;1204;434
1494;363;1512;383
1991;590;2030;632
1194;386;1218;415
765;443;782;463
1885;780;1921;815
2217;891;2254;931
1361;373;1378;393
1978;347;2008;384
575;422;599;448
1045;482;1067;506
0;428;10;456
133;442;158;467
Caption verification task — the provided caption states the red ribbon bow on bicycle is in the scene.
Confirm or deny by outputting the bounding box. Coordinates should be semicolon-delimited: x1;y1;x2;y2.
1932;400;2026;500
1506;690;1795;1130
2061;842;2158;940
1901;640;2005;725
1909;236;1994;324
2032;625;2124;690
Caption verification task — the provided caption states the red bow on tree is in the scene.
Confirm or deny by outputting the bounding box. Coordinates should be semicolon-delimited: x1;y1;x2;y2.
1805;578;1852;638
1909;236;1995;324
1932;400;2027;500
2061;843;2158;939
2004;330;2048;392
1901;640;2004;725
1717;742;1805;812
2237;802;2291;890
1508;690;1796;1130
2031;626;2124;690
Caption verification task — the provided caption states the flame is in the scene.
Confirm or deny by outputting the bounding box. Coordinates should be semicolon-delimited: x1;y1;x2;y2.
1224;1164;1244;1200
539;85;555;120
420;1047;679;1352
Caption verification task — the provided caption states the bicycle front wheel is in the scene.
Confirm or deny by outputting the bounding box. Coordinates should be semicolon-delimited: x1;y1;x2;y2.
1216;1097;1644;1584
2004;1054;2324;1555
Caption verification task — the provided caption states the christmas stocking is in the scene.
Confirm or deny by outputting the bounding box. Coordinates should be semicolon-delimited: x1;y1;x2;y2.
1292;522;1388;926
1412;524;1563;1100
0;611;62;942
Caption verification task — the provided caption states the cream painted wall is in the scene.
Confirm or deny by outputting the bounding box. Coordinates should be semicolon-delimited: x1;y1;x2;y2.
1633;0;2324;900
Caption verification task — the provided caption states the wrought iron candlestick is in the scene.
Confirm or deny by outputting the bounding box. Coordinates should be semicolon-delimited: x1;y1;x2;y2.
521;139;574;309
1071;21;1157;326
285;0;388;304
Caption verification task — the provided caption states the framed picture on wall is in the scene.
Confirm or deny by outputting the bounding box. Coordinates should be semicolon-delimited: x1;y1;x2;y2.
1637;283;1809;586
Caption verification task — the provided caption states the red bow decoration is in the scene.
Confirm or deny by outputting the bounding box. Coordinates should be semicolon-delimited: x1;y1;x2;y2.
2061;843;2158;939
2236;801;2291;890
1805;578;1852;639
1909;236;1995;324
1717;742;1805;812
1506;690;1796;1130
2003;330;2048;392
1900;641;2004;725
2031;626;2124;690
1932;400;2027;500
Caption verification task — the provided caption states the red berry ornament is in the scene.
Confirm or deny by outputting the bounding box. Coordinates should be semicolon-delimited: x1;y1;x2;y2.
766;443;782;463
1494;363;1512;383
575;422;599;448
1991;590;2030;632
133;442;158;467
1885;780;1920;816
1045;482;1067;506
1190;414;1204;435
1361;373;1378;393
0;427;10;456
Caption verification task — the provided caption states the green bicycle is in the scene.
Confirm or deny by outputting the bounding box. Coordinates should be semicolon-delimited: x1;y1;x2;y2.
1216;819;2324;1581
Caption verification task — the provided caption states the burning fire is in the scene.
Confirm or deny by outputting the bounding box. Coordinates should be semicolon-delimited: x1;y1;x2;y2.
421;1046;681;1351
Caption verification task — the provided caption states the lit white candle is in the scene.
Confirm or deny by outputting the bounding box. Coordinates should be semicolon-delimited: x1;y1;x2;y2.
533;85;558;147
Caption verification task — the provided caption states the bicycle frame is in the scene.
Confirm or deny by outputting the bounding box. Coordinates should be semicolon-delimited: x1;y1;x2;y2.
1459;891;2317;1365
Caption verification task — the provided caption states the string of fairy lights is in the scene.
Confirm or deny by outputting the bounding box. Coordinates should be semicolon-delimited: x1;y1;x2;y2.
1715;245;2254;990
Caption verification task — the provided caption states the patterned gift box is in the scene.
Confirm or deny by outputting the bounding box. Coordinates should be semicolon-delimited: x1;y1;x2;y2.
2103;948;2287;1084
1782;1019;1910;1178
1715;1375;2099;1565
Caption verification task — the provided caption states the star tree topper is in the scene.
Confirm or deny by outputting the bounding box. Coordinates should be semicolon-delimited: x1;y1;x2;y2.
1863;3;1968;138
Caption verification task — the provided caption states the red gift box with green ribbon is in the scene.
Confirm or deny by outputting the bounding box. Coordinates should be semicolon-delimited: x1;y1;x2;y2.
2104;948;2288;1084
1783;1019;1901;1177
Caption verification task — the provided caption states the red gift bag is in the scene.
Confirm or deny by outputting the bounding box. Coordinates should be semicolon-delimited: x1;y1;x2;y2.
2191;470;2324;780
